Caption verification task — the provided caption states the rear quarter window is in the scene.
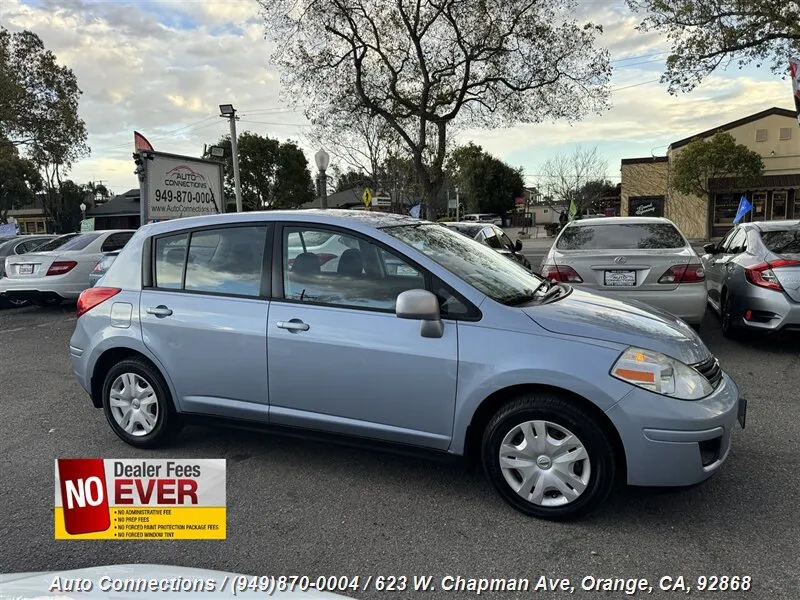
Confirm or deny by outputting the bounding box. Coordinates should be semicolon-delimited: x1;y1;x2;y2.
556;223;686;250
761;229;800;254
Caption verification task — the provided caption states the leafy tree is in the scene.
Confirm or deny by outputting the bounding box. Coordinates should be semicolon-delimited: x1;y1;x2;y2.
259;0;611;210
43;180;89;234
1;28;89;231
333;169;377;194
447;143;524;215
0;138;42;223
539;146;608;212
627;0;800;93
671;132;764;199
209;132;314;211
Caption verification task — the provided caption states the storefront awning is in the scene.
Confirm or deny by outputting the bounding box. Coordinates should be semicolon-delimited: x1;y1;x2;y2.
709;174;800;192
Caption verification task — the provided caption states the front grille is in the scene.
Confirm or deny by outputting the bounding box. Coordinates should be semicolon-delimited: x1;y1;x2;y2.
693;356;723;389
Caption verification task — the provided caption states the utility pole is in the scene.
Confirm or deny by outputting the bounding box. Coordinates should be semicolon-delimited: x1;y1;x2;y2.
219;104;243;212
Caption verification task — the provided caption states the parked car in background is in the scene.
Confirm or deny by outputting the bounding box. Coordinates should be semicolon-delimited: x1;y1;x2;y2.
701;220;800;337
540;217;707;327
0;234;58;308
1;230;135;306
89;251;122;287
462;213;502;226
440;221;532;270
70;210;743;521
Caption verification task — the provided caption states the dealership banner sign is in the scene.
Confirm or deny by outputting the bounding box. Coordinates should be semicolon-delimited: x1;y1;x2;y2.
141;151;224;222
55;459;226;539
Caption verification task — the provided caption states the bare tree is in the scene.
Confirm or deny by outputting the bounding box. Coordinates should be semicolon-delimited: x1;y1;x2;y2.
259;0;611;210
306;105;402;185
539;146;608;213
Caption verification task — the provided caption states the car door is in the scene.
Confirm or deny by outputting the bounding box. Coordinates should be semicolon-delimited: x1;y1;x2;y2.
705;228;743;304
267;223;459;450
139;224;272;422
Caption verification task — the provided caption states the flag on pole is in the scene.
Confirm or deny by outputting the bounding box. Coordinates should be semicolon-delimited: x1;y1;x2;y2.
568;197;578;221
790;57;800;126
134;131;154;152
733;195;753;225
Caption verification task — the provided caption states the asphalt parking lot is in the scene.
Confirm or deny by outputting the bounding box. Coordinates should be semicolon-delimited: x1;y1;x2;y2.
1;303;798;599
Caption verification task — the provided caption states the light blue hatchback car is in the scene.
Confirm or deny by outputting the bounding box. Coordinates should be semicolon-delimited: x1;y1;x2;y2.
69;210;746;520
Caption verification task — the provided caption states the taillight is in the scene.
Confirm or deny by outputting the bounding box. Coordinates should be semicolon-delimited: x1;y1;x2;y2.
46;261;77;276
76;287;121;318
745;259;800;292
542;264;583;283
658;264;705;284
93;261;103;272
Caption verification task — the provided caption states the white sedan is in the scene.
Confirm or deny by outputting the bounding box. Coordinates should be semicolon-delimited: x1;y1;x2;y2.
0;230;134;305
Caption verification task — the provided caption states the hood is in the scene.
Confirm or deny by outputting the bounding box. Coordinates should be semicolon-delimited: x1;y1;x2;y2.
522;288;710;365
0;564;348;599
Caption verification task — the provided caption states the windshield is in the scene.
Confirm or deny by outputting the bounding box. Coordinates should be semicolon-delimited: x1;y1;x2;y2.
557;222;686;250
761;229;800;254
383;223;546;305
30;233;83;252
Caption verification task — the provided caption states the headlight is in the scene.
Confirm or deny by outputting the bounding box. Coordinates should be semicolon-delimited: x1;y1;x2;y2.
611;347;713;400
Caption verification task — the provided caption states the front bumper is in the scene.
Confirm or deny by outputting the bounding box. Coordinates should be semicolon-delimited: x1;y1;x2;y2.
606;372;742;487
582;282;707;325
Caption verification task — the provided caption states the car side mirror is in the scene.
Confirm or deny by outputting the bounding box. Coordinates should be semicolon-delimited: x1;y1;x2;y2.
396;289;443;338
703;243;717;254
514;239;523;252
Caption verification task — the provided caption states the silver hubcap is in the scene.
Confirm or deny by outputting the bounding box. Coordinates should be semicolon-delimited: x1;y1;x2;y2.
109;373;159;437
499;420;591;507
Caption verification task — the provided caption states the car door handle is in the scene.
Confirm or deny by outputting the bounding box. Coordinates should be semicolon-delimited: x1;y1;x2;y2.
277;320;309;332
146;305;173;317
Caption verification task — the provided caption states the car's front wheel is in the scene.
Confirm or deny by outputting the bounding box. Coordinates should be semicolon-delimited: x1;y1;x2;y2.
102;358;182;448
482;393;616;520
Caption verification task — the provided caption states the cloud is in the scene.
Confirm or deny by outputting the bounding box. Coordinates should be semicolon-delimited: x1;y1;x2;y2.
2;0;793;194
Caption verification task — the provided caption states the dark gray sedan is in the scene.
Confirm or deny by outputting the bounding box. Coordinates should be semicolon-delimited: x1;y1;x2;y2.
701;220;800;336
440;222;532;270
88;251;121;287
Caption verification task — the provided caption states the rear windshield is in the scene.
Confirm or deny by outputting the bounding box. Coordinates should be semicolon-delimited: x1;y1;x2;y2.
35;233;101;252
556;223;686;250
29;233;81;252
761;229;800;254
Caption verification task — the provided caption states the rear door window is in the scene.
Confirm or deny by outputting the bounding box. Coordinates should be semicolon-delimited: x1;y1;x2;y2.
725;229;747;254
761;229;800;254
556;223;686;250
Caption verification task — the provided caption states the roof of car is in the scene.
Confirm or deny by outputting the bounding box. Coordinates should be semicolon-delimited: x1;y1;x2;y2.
746;220;800;232
141;209;423;236
568;216;671;226
441;222;486;232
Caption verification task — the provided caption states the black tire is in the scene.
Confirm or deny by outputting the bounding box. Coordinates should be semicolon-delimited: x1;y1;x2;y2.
4;297;30;309
33;296;61;307
102;357;182;448
482;393;616;521
720;292;739;339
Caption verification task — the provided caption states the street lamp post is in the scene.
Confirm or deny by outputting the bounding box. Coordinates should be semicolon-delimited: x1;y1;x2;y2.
314;148;330;209
79;202;87;221
219;104;243;213
455;187;460;222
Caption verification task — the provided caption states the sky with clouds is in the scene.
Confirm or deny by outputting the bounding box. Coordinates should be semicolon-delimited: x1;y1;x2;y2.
1;0;795;196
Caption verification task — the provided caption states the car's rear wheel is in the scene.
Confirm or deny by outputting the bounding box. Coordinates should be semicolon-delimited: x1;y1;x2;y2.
102;358;182;448
482;393;616;521
720;292;740;339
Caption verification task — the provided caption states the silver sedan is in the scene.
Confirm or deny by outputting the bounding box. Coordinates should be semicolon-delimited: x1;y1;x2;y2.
701;220;800;337
540;216;707;326
1;230;134;305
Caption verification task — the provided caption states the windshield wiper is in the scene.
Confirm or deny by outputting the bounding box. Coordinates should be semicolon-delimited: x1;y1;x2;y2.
532;278;551;295
540;282;570;304
503;291;538;306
